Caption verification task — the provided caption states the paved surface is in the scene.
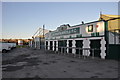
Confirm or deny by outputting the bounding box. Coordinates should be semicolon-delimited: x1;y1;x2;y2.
1;47;119;78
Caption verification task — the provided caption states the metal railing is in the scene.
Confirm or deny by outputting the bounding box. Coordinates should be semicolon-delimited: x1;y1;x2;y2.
45;45;100;59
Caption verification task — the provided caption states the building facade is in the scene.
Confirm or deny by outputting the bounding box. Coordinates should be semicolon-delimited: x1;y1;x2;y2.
45;20;108;59
45;19;120;60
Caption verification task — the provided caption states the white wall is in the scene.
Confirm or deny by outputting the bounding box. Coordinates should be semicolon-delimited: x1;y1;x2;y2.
46;21;105;40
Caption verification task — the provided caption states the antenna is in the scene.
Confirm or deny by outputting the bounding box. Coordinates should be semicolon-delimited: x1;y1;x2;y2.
100;11;102;15
100;11;103;20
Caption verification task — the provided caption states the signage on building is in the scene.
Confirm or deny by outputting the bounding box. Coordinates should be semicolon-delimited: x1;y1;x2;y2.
52;27;80;36
88;25;93;32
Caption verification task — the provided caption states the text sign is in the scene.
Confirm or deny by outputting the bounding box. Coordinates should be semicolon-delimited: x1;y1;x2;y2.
52;27;80;36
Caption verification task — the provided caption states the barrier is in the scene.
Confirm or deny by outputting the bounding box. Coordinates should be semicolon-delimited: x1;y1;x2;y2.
45;45;100;59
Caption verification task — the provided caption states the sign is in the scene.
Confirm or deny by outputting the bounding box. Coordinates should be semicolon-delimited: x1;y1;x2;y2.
52;27;80;36
88;25;93;32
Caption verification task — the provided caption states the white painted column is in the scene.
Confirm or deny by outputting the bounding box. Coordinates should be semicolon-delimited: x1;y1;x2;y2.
100;37;106;59
56;40;58;51
83;39;90;56
67;40;69;53
72;40;76;54
48;41;50;50
53;41;54;51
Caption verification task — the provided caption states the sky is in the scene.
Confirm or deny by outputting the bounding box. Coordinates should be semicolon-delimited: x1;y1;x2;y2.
1;2;118;39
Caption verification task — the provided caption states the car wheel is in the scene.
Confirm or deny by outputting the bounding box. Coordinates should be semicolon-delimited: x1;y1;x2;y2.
2;49;7;53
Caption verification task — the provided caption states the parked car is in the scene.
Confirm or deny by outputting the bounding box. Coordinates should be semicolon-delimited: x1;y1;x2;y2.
0;42;11;53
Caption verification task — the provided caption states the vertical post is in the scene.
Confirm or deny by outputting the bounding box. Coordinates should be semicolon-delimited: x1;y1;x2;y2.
92;49;94;59
104;21;109;59
39;28;41;49
114;29;116;44
43;25;45;49
79;48;80;58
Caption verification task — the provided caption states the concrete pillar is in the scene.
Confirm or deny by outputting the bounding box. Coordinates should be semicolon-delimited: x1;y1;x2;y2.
56;40;58;51
100;37;106;59
67;40;69;53
83;39;90;56
48;41;50;50
72;40;76;54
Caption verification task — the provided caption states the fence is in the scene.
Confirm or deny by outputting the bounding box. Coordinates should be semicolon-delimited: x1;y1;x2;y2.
45;46;100;59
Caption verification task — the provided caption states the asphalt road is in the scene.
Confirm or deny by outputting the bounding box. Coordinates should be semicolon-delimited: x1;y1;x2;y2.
1;47;119;79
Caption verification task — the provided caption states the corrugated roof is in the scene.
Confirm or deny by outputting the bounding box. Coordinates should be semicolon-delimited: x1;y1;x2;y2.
99;14;120;20
99;14;120;31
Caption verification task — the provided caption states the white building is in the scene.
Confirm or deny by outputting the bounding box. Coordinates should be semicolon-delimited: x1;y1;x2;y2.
45;20;120;60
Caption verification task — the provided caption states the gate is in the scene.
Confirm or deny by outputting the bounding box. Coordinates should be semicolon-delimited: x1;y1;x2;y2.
90;39;101;58
69;40;72;53
75;40;83;55
58;40;67;53
54;41;56;51
50;41;53;50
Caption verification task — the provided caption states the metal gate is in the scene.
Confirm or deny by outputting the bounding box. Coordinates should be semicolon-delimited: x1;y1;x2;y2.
90;39;101;58
50;41;53;50
69;40;72;53
54;41;56;51
58;40;67;53
75;40;83;55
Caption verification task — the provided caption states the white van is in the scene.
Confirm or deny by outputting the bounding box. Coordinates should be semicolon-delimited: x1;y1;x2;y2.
0;42;11;53
7;43;16;49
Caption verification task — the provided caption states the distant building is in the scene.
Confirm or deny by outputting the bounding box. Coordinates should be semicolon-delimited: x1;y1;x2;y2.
29;28;50;49
18;40;23;46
